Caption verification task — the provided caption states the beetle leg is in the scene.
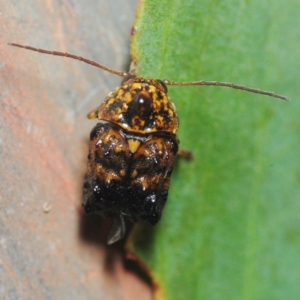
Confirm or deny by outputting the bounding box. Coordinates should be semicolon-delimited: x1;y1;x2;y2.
107;214;126;244
177;149;193;160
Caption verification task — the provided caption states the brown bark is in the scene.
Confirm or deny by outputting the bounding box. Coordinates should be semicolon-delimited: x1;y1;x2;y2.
0;1;151;299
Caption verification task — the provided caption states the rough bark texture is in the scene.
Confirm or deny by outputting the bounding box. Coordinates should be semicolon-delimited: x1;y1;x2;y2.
0;1;151;299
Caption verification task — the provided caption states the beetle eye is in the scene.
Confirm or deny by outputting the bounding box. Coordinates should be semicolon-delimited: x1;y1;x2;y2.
121;74;136;84
156;80;168;93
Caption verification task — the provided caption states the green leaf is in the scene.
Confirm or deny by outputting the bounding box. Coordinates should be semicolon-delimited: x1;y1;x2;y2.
130;0;300;299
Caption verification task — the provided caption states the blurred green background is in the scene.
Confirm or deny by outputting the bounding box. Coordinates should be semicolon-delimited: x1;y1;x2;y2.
131;0;300;299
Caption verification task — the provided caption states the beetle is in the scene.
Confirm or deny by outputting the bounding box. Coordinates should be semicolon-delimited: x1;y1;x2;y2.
8;43;289;244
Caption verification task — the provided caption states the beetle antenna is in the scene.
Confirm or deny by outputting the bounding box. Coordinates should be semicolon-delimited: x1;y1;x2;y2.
8;43;130;78
163;80;289;101
8;43;289;101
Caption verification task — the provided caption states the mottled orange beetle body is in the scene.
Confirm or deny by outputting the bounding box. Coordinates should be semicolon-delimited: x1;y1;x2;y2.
83;76;179;243
8;42;288;244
